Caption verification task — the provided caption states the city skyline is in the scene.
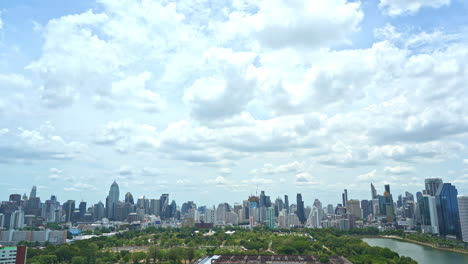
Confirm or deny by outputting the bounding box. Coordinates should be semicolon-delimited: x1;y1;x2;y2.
1;178;465;211
1;0;468;204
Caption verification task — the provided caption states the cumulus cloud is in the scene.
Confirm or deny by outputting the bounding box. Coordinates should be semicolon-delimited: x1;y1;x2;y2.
357;170;380;182
183;48;258;121
251;161;304;175
295;172;318;185
222;0;363;49
384;165;415;175
2;0;468;201
0;74;33;89
26;0;191;110
379;0;451;16
0;123;87;163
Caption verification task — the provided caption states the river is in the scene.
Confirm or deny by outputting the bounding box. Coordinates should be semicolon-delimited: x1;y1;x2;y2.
362;238;468;264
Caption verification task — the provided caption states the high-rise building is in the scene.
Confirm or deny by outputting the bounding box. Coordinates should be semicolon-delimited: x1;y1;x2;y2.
458;196;468;242
425;178;443;196
106;181;120;220
10;209;24;229
371;183;377;199
160;194;169;219
29;186;37;199
266;207;276;229
284;195;289;214
0;213;4;229
125;192;135;204
79;202;87;219
307;206;320;228
435;183;462;239
346;199;361;219
342;189;348;207
274;197;284;217
383;185;395;222
296;193;306;224
63;200;75;222
93;201;105;221
327;204;334;215
405;192;414;201
361;200;371;219
150;199;160;216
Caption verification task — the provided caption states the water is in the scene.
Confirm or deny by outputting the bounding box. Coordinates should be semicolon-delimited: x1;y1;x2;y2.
362;238;468;264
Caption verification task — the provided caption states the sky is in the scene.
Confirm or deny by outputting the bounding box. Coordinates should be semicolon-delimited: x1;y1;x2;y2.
1;0;468;207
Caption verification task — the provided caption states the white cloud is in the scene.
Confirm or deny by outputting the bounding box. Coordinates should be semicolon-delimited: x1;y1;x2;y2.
251;161;304;175
384;165;415;175
379;0;450;16
0;123;87;163
295;172;318;185
183;48;258;121
221;0;363;49
95;72;166;112
0;74;33;90
357;170;380;182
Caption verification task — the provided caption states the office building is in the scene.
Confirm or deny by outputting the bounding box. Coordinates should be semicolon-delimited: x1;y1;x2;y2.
296;193;306;224
435;183;462;239
342;189;348;207
371;183;377;199
266;207;276;228
106;181;120;220
425;178;443;196
457;196;468;242
346;199;361;219
361;200;371;219
10;209;24;229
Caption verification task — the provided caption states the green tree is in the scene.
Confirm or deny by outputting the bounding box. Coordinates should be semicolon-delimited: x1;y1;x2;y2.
71;256;86;264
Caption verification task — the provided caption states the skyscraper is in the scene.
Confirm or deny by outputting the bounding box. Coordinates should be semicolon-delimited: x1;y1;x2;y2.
296;193;306;224
342;189;348;207
458;196;468;242
371;183;377;199
106;181;120;220
63;200;75;222
425;178;443;196
30;186;37;199
284;195;289;214
160;194;169;219
266;207;276;228
383;185;394;222
79;201;87;220
346;199;361;219
435;183;461;239
125;192;135;204
361;200;371;219
93;201;105;222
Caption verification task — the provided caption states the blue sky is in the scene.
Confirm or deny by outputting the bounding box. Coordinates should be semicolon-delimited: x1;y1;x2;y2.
1;0;467;207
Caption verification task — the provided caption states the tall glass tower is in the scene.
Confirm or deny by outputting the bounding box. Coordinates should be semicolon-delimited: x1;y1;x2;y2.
296;193;306;224
106;181;120;220
436;183;461;239
425;178;443;196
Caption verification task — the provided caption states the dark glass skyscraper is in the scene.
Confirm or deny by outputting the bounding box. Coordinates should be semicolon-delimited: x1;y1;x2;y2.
296;193;306;224
436;183;462;239
284;195;289;214
425;178;443;196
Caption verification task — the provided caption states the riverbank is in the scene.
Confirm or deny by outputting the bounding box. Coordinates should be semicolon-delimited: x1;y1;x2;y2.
376;235;468;255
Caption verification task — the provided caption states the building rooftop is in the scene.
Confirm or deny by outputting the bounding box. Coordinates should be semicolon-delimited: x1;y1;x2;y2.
204;255;352;264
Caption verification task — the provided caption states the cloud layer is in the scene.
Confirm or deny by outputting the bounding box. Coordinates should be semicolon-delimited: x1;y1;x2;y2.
1;0;467;204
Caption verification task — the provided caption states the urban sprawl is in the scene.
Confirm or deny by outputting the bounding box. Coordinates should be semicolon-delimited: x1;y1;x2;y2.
1;178;467;247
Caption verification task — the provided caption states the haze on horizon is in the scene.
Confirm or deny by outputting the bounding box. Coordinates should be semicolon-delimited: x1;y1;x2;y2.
0;0;467;206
